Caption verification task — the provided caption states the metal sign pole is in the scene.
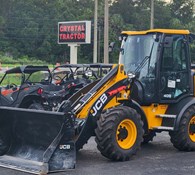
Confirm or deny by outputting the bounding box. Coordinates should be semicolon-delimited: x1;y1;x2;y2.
150;0;154;29
104;0;109;63
68;44;78;64
93;0;98;63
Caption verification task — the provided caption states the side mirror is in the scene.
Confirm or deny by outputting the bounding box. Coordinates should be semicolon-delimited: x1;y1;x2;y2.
109;42;115;52
164;36;173;48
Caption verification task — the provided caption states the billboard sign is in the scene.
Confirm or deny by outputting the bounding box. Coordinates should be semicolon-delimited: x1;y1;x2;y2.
58;21;91;44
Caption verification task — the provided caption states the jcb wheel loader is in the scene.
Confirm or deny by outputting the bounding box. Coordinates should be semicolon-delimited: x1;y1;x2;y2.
0;29;195;174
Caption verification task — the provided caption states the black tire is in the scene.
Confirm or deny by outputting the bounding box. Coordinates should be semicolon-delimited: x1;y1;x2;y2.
95;106;144;161
28;103;44;110
169;105;195;151
142;130;156;144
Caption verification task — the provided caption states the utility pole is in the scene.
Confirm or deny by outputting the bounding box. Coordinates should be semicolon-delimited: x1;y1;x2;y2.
150;0;154;29
104;0;109;63
93;0;98;63
98;25;101;63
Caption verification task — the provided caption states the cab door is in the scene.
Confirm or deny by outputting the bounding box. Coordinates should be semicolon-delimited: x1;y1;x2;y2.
159;34;191;102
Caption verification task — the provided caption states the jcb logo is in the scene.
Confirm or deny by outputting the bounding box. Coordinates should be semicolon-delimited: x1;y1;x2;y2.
59;144;71;150
91;93;107;116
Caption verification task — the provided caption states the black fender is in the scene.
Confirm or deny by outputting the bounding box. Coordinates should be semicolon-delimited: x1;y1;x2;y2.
166;96;195;131
18;95;42;108
120;99;149;134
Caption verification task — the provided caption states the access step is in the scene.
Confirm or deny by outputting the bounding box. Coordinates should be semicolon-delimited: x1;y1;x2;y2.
156;114;177;119
153;126;174;131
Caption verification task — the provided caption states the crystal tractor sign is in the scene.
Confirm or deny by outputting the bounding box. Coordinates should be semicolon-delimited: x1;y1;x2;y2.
58;21;91;63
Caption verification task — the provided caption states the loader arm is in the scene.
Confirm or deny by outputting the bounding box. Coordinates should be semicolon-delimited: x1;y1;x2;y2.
73;64;130;117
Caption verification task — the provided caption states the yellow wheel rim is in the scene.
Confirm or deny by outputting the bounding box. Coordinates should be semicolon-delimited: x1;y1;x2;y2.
116;119;137;149
189;116;195;142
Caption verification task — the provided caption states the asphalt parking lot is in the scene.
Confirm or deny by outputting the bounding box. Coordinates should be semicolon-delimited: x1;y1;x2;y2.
1;132;195;175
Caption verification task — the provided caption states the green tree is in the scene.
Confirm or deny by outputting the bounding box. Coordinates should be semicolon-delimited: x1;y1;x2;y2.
0;0;195;64
170;0;194;25
154;0;172;28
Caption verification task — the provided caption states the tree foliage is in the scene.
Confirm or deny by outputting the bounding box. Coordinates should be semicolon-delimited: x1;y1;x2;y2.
0;0;194;64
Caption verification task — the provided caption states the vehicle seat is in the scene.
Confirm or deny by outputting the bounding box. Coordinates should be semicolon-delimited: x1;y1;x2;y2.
0;94;13;106
162;56;173;71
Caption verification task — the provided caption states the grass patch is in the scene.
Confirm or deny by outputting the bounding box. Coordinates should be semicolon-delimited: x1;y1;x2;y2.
0;73;22;86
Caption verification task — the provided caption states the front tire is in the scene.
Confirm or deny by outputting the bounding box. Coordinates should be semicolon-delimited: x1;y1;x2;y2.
95;106;144;161
169;105;195;151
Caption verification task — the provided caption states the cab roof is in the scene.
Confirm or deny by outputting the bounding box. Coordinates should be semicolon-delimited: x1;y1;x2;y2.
122;29;190;35
6;65;50;74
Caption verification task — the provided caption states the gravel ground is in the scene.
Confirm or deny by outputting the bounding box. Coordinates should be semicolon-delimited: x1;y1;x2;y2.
0;132;195;175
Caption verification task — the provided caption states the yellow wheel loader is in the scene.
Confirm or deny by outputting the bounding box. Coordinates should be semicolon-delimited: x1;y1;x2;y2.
0;29;195;174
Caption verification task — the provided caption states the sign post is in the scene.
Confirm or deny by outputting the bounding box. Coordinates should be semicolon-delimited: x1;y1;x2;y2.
58;21;91;64
68;43;79;64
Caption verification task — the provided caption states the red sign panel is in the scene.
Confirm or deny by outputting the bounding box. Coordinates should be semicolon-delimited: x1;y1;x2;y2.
58;21;91;44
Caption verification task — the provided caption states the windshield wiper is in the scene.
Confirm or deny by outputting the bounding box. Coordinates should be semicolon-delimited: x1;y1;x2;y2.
134;42;155;74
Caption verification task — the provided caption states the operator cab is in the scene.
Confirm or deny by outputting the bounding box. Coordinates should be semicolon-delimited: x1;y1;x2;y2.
120;29;191;105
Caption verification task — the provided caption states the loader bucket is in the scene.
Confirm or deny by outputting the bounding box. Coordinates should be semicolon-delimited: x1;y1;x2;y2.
0;106;75;174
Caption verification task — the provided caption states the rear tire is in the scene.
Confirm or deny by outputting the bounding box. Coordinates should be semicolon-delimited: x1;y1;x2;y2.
28;103;44;110
169;105;195;151
95;106;144;161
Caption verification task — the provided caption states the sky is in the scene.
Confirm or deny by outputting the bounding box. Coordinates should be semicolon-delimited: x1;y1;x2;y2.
164;0;171;2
